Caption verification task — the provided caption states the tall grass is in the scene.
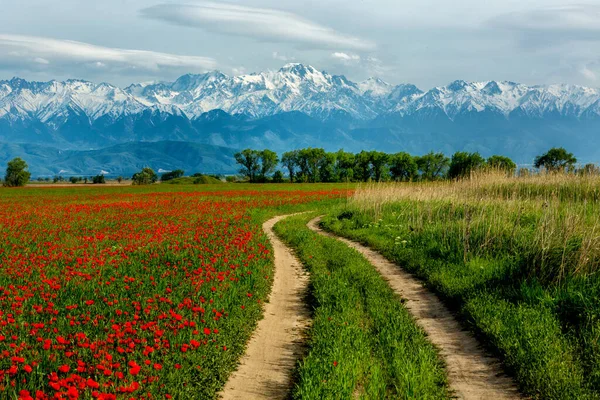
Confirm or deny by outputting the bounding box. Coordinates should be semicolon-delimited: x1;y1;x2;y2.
322;171;600;398
351;171;600;281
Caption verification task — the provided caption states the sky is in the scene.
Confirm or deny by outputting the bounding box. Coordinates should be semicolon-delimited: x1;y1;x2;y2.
1;0;600;89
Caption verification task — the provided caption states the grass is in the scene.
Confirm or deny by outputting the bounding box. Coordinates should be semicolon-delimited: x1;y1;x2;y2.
274;213;448;399
322;172;600;399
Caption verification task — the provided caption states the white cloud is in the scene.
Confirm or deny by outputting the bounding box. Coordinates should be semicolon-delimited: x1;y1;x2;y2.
272;52;295;62
490;5;600;39
141;2;375;51
331;52;361;62
581;65;598;81
0;34;217;73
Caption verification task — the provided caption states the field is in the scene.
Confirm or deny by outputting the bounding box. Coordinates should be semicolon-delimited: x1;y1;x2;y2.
1;176;600;399
324;172;600;399
0;184;346;399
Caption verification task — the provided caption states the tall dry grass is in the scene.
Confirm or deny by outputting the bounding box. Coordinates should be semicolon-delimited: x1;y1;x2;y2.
349;171;600;281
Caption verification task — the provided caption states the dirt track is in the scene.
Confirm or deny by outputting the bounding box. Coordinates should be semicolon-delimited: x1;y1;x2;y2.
308;216;522;400
220;214;310;400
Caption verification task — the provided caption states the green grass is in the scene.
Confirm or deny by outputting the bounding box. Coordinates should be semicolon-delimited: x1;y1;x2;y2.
323;188;600;399
274;213;448;399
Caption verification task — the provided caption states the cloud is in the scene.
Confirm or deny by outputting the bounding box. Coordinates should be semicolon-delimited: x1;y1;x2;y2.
140;2;375;51
331;52;360;62
490;5;600;41
272;52;295;62
0;34;217;73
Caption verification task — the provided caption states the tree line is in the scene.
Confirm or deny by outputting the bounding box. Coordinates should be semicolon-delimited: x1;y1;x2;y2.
0;147;588;187
234;147;585;183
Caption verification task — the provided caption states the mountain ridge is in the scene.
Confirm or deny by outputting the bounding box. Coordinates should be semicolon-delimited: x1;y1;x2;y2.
3;64;600;124
2;63;600;170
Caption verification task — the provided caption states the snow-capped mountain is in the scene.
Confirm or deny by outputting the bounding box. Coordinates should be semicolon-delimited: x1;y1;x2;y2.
2;63;600;174
2;63;600;125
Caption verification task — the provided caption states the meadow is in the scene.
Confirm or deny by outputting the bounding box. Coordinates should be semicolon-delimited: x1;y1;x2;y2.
2;175;600;399
323;172;600;399
0;184;347;399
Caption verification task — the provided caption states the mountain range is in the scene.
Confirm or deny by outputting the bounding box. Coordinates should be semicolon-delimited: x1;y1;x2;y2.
1;63;599;176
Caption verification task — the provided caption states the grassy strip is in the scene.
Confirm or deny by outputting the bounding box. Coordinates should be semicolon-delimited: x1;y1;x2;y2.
274;213;448;399
323;205;597;399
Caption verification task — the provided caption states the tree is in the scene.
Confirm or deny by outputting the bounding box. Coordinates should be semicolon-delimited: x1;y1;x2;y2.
4;157;31;187
281;150;299;183
259;150;279;181
389;152;418;182
132;167;158;185
92;174;106;184
448;152;486;179
534;147;577;171
355;151;373;182
370;151;390;182
234;149;260;182
297;148;327;183
319;152;338;183
160;169;185;182
416;152;450;181
335;150;355;182
117;176;123;184
272;170;285;183
69;176;80;184
487;155;517;172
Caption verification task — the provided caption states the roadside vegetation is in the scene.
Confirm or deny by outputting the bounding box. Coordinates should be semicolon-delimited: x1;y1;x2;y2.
274;213;448;399
322;171;600;399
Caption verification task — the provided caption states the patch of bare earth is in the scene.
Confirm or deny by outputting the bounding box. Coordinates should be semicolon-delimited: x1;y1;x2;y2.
308;216;522;400
220;215;310;400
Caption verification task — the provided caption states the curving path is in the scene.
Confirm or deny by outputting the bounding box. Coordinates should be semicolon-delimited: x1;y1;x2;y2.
308;216;522;400
220;215;310;400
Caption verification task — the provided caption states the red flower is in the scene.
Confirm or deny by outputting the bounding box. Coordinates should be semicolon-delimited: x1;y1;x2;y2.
24;365;33;373
87;378;100;389
153;363;162;370
203;328;211;335
58;364;70;373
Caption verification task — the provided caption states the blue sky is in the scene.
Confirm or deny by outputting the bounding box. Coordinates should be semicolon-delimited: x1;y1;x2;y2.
1;0;599;88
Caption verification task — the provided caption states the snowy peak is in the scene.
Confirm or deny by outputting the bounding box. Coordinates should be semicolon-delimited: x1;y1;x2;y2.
2;64;600;125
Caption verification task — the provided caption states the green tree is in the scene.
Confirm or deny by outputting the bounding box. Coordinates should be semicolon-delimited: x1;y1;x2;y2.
132;167;158;185
92;174;106;184
69;176;79;184
370;151;390;182
448;151;486;179
416;152;450;181
4;157;31;187
487;155;517;172
160;169;184;182
335;150;355;182
355;151;373;182
259;150;279;181
389;152;418;182
319;152;338;183
534;147;577;171
272;170;285;183
117;176;123;184
281;150;299;183
234;149;260;182
297;148;327;183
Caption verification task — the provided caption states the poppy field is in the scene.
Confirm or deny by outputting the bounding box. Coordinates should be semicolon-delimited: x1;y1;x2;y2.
0;186;346;399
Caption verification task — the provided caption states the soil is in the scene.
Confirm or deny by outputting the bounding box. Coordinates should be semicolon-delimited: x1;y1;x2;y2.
220;214;310;400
